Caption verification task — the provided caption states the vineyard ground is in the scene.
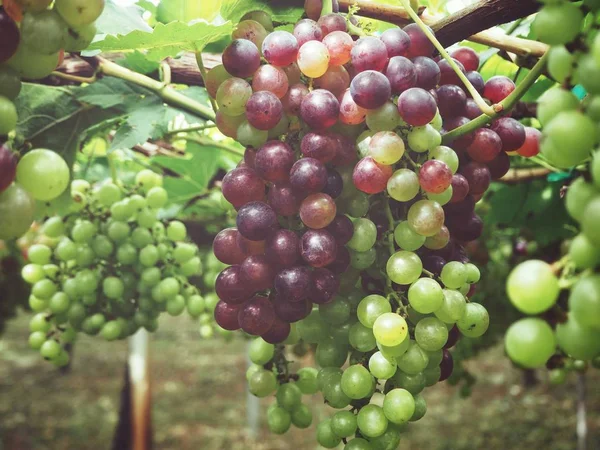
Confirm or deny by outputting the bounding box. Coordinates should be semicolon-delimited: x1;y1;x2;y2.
0;313;598;450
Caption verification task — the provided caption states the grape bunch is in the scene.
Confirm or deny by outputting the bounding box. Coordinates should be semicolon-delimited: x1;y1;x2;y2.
20;171;202;366
204;4;519;447
503;0;600;379
0;0;105;138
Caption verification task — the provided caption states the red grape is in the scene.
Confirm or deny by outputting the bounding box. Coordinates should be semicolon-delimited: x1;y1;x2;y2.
439;350;454;381
483;75;515;104
301;132;337;163
413;56;441;90
398;88;438;126
246;91;283;130
255;140;295;182
464;71;485;95
464;98;482;119
233;20;268;50
262;31;299;67
339;89;368;125
323;31;354;66
215;111;244;139
0;143;16;193
222;39;261;78
490;117;526;152
404;23;435;58
216;265;252;304
516;127;541;157
290;157;328;193
273;295;312;322
0;8;20;63
238;295;275;335
443;116;474;150
460;161;491;195
487;150;511;180
282;83;310;116
310;267;339;304
214;301;242;331
450;174;469;203
327;246;351;274
240;254;275;291
237;233;266;256
451;47;479;72
318;13;347;35
326;215;354;245
467;128;502;163
351;36;388;73
385;56;417;94
293;18;323;46
353;156;393;194
380;28;411;57
300;229;338;267
331;133;358;167
315;65;350;98
213;228;247;265
274;266;312;302
300;193;337;229
323;168;344;199
268;182;302;216
419;160;453;194
262;316;291;343
236;201;279;241
350;70;391;110
300;89;340;130
222;166;265;209
265;229;300;267
252;65;289;99
436;84;467;118
437;58;465;86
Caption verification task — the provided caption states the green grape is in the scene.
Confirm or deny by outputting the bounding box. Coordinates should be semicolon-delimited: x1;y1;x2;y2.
55;0;105;27
267;404;292;434
541;111;598;169
350;248;377;269
42;216;66;238
30;313;51;333
426;187;453;207
357;294;392;328
373;313;408;347
430;110;443;130
394;221;426;251
135;170;163;193
103;276;124;299
237;121;268;147
369;351;397;379
0;67;22;100
0;96;17;135
130;228;153;248
92;235;114;259
344;438;372;450
49;292;71;314
249;369;277;397
72;220;97;243
55;238;76;261
366;101;403;131
505;318;556;368
377;338;410;359
21;10;67;55
347;218;377;252
456;302;489;337
341;364;373;399
386;251;422;285
357;404;388;438
29;331;47;350
166;221;187;241
16;149;70;201
547;46;574;83
297;310;328;344
186;295;205;317
407;278;443;313
29;295;48;312
428;145;459;174
67;303;86;326
166;295;186;316
316;338;349;367
146;186;168;208
276;382;302;411
268;114;290;139
344;191;371;218
349;322;377;352
323;374;352;408
464;263;480;283
291;403;312;428
506;260;559;314
434;289;466;323
556;316;600;360
27;244;51;265
8;45;61;79
582;197;600;247
440;262;467;289
369;131;405;165
532;3;583;45
383;388;415;424
569;234;600;269
407;125;441;152
40;339;62;359
179;256;202;277
357;130;376;157
107;221;130;243
100;320;123;341
32;279;57;299
22;264;46;284
158;277;180;298
425;349;443;369
249;337;275;365
397;340;429;375
407;200;444;237
217;77;252;116
387;169;420;202
65;23;97;52
537;87;579;127
139;245;159;267
317;419;342;448
570;275;600;329
115;243;137;265
566;179;599;223
549;368;567;385
331;410;358;438
415;317;448;351
294;367;317;395
319;296;351;325
409;394;427;421
75;269;98;295
0;183;36;240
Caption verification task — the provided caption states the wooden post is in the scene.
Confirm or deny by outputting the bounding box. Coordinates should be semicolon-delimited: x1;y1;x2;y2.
129;329;152;450
577;373;587;450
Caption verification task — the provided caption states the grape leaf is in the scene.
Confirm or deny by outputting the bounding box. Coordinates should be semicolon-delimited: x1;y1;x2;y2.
87;21;233;61
220;0;304;23
95;0;152;36
120;51;161;75
156;0;223;23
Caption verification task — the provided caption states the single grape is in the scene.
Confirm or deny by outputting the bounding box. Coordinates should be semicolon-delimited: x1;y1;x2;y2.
505;318;556;368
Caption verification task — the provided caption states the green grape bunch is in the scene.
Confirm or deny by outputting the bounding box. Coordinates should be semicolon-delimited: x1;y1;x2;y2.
21;170;203;367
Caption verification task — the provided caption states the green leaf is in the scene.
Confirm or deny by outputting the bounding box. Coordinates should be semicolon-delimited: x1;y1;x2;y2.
220;0;303;23
90;0;152;51
87;21;233;61
120;51;161;75
110;98;168;150
156;0;223;23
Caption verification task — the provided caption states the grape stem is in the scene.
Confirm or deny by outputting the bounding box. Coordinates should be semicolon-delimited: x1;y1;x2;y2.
404;153;420;169
165;123;216;137
442;50;549;143
528;155;561;174
399;0;496;116
50;71;97;84
422;268;435;278
346;17;367;37
321;0;334;16
195;52;219;115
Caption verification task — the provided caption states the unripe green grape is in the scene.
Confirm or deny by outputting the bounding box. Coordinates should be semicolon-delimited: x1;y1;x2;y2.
116;243;137;265
569;234;600;269
408;278;443;313
28;244;52;265
344;191;370;218
507;260;559;314
331;410;358;437
369;131;405;165
65;22;97;52
426;187;452;206
56;238;77;261
349;322;377;352
549;368;567;385
139;244;159;267
75;269;98;295
556;316;600;360
29;331;47;350
505;318;556;368
582;197;600;247
366;101;403;132
347;218;377;252
532;2;583;45
428;145;459;174
341;364;373;399
135;170;163;193
248;369;277;397
249;337;275;365
42;216;65;238
75;245;95;268
137;208;157;228
146;186;168;208
357;130;376;157
297;310;328;343
383;388;415;424
16;149;70;201
440;262;467;289
387;169;420;202
344;438;372;449
49;292;71;314
167;221;187;241
22;264;46;284
434;289;466;323
394;221;425;251
547;46;575;83
129;194;147;211
131;228;153;248
537;87;579;127
386;251;422;285
369;351;397;379
101;320;123;341
565;178;599;223
569;275;600;329
296;367;319;394
350;248;377;269
267;404;292;434
276;382;302;411
61;326;77;344
217;78;252;116
29;295;48;312
0;96;17;135
377;338;410;359
30;313;52;333
357;294;392;328
407;125;441;152
373;313;408;347
106;221;130;243
397;340;429;375
67;303;86;327
8;45;61;80
32;279;58;299
456;303;489;337
357;404;388;438
103;276;124;299
541;111;598;169
291;403;312;428
415;317;448;351
0;67;22;101
430;110;442;130
55;0;105;27
173;243;196;264
317;419;342;448
166;295;186;316
237;121;268;147
464;263;480;283
319;297;351;326
40;339;62;359
159;277;180;298
409;394;427;421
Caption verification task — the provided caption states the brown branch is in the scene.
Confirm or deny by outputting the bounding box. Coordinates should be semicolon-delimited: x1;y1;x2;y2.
499;167;551;183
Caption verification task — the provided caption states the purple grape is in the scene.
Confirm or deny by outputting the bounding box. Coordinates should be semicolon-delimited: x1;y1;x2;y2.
274;266;312;302
214;301;242;331
317;13;347;35
351;36;389;73
404;23;435;58
466;128;502;163
216;265;252;304
490;117;526;152
273;295;312;322
327;246;351;274
300;229;338;267
438;58;465;86
413;56;441;90
331;133;358;167
265;229;300;267
460;162;491;195
290;158;328;193
444;195;475;218
222;167;265;209
439;350;454;381
293;19;323;46
301;132;337;163
0;8;20;63
222;39;261;78
398;88;437;126
422;255;446;276
282;83;310;116
262;316;291;343
236;201;278;241
300;89;340;130
442;116;474;150
451;48;479;72
385;56;417;94
444;327;460;350
310;268;340;304
245;91;283;131
262;31;299;67
487;151;511;180
350;70;391;109
464;71;484;95
483;76;515;104
447;213;483;242
240;255;275;291
213;228;247;265
326;215;354;245
244;147;257;168
464;98;482;119
238;295;275;335
268;182;302;217
436;84;467;118
255;140;295;182
380;28;411;57
450;174;469;203
323;168;343;199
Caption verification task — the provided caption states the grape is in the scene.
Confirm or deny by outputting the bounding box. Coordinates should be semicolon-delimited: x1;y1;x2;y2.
262;30;299;66
490;117;526;152
0;8;20;63
0;67;22;100
300;89;340;130
412;56;441;90
297;40;330;78
205;65;232;99
265;230;299;267
40;339;62;359
347;218;377;252
407;200;445;237
300;229;337;267
532;2;583;45
348;71;391;110
293;18;323;47
464;71;485;95
408;278;443;313
418;160;452;194
558;315;600;362
415;317;448;351
233;20;268;50
349;322;377;352
353;157;393;194
332;410;358;437
340;364;373;399
357;404;388;438
428;146;459;174
0;96;17;136
436;84;466;118
450;47;479;72
483;76;515;104
369;351;397;379
339;89;368;125
241;10;273;31
516;127;541;158
407;125;442;152
317;419;342;448
369;131;405;165
440;262;467;289
381;28;411;57
323;31;353;66
7;44;61;80
456;302;489;337
460;161;490;195
0;183;35;240
383;388;415;424
487;151;511;181
357;294;392;328
373;312;408;347
351;37;388;73
507;260;559;314
274;266;311;302
219;86;257;127
394;221;425;251
437;58;465;86
55;0;104;26
434;289;466;324
252;65;288;99
297;309;329;343
15;0;53;12
505;318;556;369
366;101;404;132
318;13;346;35
282;83;309;116
268;182;301;217
542;111;597;169
387;169;420;202
569;275;600;329
404;23;435;58
254;140;295;182
315;65;350;98
238;295;275;335
566;178;599;223
323;168;344;198
245;91;283;131
21;11;67;56
299;193;336;229
266;405;291;435
398;88;437;126
249;369;277;397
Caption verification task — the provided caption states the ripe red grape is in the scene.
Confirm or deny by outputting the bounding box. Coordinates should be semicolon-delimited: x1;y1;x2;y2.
419;160;453;194
413;56;441;90
487;150;511;180
300;193;337;229
246;91;283;131
282;83;309;116
443;116;474;150
268;182;302;216
236;201;279;241
464;71;484;95
310;267;339;304
240;255;276;291
262;316;291;343
380;28;411;57
252;65;289;99
323;168;344;199
237;233;266;256
216;265;252;304
350;70;391;110
213;228;247;265
265;229;300;267
331;133;358;167
293;18;323;46
0;8;20;63
273;295;312;322
464;98;482;119
339;89;368;125
351;36;389;73
290;157;328;193
466;128;502;163
460;162;491;195
450;47;479;72
222;39;261;78
315;66;350;98
450;174;469;203
222;166;265;209
318;13;347;35
436;84;467;118
322;31;353;66
255;141;295;182
300;89;340;130
238;295;275;335
483;75;516;104
385;56;417;94
398;88;437;126
301;132;337;163
490;117;526;152
437;58;466;86
404;23;435;58
274;266;312;302
262;30;299;67
353;156;393;194
0;144;16;193
214;301;242;331
516;127;541;157
300;229;338;268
